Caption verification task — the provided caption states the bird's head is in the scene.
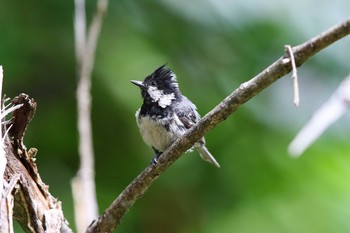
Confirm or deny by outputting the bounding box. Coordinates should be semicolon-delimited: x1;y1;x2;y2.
131;65;181;108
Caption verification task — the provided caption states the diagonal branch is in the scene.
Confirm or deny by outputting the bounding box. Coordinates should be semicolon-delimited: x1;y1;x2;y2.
87;17;350;233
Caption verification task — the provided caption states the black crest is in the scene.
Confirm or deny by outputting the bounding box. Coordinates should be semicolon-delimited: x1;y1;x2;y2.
142;65;179;94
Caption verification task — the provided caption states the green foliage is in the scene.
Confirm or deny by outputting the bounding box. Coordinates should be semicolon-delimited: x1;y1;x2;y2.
1;1;350;232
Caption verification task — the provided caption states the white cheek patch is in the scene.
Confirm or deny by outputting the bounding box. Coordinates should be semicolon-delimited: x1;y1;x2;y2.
148;86;176;108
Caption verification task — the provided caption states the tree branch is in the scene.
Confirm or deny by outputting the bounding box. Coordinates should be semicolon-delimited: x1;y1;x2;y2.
72;0;109;232
0;65;5;197
0;65;11;233
87;18;350;232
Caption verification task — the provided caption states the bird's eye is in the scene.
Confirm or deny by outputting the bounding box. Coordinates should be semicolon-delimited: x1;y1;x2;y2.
150;81;156;86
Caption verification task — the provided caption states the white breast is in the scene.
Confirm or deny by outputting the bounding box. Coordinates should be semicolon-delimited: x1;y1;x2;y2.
136;110;185;152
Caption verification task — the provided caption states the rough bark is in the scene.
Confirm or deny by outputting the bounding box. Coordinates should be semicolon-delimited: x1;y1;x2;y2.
1;94;73;233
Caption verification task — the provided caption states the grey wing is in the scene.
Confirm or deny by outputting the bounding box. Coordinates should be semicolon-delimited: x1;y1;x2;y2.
175;97;201;130
175;97;220;167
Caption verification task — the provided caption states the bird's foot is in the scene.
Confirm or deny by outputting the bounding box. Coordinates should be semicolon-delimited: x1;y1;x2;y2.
151;157;158;165
150;153;162;165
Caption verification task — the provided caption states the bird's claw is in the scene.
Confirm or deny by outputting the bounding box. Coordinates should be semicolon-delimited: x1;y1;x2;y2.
150;152;162;165
150;157;159;165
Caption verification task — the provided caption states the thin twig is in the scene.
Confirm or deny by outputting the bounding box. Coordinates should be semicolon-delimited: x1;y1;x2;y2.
0;174;19;233
0;66;3;106
0;66;5;198
72;0;109;232
0;104;24;120
285;45;300;106
3;174;20;197
2;124;12;145
86;18;350;233
74;0;86;68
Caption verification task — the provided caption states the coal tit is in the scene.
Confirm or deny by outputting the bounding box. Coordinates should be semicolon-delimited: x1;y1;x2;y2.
131;65;220;168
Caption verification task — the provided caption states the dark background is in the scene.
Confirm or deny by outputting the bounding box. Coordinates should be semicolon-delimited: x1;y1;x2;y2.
1;1;350;232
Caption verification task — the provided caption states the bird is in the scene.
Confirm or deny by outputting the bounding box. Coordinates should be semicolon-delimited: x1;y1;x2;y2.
131;65;220;168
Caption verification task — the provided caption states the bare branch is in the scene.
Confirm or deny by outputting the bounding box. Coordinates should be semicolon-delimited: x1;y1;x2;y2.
1;104;24;120
0;175;19;233
72;0;109;232
0;66;3;104
289;74;350;156
74;0;87;68
87;17;350;233
0;65;9;233
0;65;5;192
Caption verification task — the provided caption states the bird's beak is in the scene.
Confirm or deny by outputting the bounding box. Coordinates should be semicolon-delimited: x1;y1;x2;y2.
130;80;145;88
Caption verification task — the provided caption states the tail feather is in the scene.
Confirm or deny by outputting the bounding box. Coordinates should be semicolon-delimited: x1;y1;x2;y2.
196;145;220;168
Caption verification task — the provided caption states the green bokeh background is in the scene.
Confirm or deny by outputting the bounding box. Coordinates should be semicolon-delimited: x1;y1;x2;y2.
1;1;350;232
